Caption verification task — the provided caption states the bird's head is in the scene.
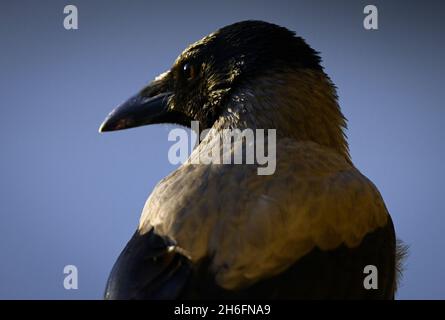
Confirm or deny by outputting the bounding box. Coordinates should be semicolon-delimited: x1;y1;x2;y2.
99;20;349;159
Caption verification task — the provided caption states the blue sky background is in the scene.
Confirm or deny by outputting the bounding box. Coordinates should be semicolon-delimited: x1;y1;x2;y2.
0;0;444;299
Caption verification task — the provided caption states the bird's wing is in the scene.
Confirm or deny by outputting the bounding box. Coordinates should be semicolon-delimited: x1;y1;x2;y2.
181;215;396;299
104;228;191;299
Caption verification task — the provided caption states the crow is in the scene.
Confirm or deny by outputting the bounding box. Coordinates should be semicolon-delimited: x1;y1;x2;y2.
99;20;403;299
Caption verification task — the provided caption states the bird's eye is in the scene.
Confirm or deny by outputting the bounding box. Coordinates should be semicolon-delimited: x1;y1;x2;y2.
182;63;197;80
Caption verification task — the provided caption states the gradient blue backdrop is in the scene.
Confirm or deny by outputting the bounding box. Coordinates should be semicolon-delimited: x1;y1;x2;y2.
0;0;444;299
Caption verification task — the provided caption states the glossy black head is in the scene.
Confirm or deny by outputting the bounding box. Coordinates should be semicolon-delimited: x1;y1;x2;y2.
99;20;323;132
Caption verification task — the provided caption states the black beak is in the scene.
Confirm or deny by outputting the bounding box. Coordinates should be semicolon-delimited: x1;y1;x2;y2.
98;91;175;132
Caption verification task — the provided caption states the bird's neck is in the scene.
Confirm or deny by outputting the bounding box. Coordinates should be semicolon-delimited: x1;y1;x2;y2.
213;69;350;162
